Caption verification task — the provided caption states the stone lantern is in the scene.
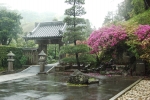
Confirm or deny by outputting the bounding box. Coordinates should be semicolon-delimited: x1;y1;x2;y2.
7;51;15;72
38;50;46;73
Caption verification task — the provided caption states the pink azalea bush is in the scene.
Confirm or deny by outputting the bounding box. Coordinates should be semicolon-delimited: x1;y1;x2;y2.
135;25;150;41
87;25;127;54
87;24;150;63
135;25;150;62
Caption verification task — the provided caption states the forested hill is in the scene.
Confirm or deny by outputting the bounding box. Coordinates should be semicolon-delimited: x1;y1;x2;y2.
103;0;150;26
20;10;65;33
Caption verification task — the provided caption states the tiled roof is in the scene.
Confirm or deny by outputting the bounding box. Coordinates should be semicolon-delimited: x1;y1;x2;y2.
24;21;66;39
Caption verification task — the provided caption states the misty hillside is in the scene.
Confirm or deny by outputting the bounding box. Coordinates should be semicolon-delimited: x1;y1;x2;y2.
20;10;65;32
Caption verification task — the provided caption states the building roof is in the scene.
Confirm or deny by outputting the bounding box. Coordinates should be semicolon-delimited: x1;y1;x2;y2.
24;21;66;40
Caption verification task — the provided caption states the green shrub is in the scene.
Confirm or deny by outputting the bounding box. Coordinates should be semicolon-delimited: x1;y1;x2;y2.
19;55;28;65
0;46;23;69
128;9;150;25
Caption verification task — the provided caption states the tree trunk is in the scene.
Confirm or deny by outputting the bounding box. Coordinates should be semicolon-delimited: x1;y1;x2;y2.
74;39;80;70
7;38;12;45
73;0;80;70
144;0;150;10
96;55;100;66
2;38;8;45
54;44;56;59
76;53;80;70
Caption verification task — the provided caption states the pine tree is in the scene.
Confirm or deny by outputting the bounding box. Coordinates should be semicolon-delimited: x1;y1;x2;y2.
61;0;89;70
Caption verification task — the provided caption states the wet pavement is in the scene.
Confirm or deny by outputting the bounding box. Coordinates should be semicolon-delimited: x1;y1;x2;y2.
0;63;57;83
0;73;36;83
0;73;140;100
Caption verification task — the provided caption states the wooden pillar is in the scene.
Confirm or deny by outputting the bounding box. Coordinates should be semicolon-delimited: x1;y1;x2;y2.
59;42;63;64
36;40;48;62
33;50;37;64
38;44;47;53
36;40;48;54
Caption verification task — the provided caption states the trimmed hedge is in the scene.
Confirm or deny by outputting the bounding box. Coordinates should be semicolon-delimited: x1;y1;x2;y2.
0;46;23;70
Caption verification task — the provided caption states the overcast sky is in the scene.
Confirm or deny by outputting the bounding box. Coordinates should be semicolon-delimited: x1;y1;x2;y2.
0;0;123;28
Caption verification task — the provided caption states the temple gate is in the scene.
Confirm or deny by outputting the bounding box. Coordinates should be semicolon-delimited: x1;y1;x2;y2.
23;21;66;64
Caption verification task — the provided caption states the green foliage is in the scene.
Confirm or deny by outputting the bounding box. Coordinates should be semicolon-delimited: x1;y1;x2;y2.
62;56;76;64
62;54;96;64
63;16;86;25
67;83;88;86
47;44;59;59
121;11;150;60
0;67;5;72
47;57;57;64
47;44;59;63
100;71;106;75
60;45;74;54
63;0;86;44
118;0;133;20
65;0;86;16
60;45;96;64
23;40;37;48
103;11;114;25
0;46;23;69
62;0;90;69
19;55;28;65
63;17;86;44
9;38;37;48
128;9;150;25
60;44;89;54
104;0;146;24
131;0;145;15
119;22;140;58
78;54;96;64
119;0;146;20
85;19;93;37
0;9;23;45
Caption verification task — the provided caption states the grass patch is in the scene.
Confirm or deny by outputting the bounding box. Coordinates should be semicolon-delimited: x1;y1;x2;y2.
67;83;88;86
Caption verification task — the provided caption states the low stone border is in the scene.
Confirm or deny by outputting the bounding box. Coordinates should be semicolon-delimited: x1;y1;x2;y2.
117;79;150;100
109;78;143;100
47;66;56;73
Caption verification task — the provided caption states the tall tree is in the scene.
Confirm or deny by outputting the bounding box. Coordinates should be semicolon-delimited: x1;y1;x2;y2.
144;0;150;10
0;9;22;45
103;11;125;26
117;0;146;21
118;0;133;21
132;0;145;15
61;0;87;69
85;19;93;37
103;11;114;25
103;0;146;25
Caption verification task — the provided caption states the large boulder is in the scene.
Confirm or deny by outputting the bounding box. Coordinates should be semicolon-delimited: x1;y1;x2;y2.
68;69;89;84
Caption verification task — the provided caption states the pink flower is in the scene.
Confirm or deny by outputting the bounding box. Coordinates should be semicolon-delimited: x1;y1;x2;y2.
135;25;150;41
87;25;127;54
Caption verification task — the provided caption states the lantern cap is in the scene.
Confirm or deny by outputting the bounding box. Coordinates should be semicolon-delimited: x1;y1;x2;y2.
7;51;15;56
38;50;46;56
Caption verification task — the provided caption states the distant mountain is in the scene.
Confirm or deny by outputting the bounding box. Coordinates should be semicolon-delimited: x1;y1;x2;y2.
19;10;65;32
21;22;35;33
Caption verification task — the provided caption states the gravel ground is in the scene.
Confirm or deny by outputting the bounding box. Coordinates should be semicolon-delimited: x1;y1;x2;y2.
117;79;150;100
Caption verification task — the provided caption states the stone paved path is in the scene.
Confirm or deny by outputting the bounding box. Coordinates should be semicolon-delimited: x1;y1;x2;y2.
0;73;36;83
0;63;58;83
